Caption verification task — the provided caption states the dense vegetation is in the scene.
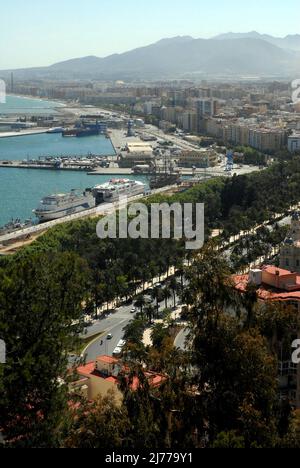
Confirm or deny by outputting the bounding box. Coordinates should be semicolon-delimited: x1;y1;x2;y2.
63;249;300;449
1;159;300;447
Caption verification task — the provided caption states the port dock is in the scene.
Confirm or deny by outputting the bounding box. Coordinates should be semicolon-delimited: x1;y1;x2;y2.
0;128;53;139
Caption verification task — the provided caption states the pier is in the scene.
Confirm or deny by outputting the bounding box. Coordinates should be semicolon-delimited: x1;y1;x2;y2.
0;128;52;139
0;161;229;177
0;160;135;175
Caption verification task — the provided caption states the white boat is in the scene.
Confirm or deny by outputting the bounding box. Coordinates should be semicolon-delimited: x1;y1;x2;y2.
33;189;95;222
93;179;145;204
47;127;65;134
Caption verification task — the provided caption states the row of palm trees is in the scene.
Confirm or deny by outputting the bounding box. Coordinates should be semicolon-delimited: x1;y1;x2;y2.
134;276;183;324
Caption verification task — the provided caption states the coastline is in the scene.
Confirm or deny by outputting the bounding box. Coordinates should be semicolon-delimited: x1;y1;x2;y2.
6;93;66;108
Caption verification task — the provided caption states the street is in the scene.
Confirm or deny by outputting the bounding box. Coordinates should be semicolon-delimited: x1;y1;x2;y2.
81;290;181;362
82;304;134;361
174;328;189;351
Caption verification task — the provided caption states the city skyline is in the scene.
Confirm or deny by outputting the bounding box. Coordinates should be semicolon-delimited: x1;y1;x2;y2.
0;0;299;69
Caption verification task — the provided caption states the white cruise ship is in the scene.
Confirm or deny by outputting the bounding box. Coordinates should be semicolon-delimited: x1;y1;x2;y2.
33;189;95;222
93;179;146;204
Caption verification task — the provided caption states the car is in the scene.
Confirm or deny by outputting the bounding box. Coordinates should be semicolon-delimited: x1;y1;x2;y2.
112;347;123;358
130;308;136;314
107;334;113;340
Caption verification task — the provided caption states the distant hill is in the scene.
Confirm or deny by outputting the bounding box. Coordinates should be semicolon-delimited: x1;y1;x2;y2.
214;31;300;51
1;35;300;81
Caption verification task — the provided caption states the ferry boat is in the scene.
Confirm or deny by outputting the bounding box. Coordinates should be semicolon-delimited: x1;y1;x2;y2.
33;189;95;222
93;179;145;205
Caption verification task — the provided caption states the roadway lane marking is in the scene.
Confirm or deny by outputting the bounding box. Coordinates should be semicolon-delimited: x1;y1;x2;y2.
82;318;130;357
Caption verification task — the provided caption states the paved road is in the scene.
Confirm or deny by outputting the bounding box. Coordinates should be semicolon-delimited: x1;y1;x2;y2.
83;304;134;361
174;328;190;351
82;294;178;362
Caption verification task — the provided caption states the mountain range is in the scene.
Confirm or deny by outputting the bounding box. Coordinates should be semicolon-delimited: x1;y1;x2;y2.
1;32;300;81
214;32;300;51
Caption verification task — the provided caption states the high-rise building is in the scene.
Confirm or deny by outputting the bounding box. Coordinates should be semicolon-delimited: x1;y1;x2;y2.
182;111;198;133
197;99;218;118
288;134;300;153
197;99;218;133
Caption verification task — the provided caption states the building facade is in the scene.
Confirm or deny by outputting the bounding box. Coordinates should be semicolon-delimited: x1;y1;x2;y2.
280;213;300;273
233;266;300;408
288;134;300;153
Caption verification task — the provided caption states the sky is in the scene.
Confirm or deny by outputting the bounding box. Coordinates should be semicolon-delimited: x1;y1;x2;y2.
0;0;299;69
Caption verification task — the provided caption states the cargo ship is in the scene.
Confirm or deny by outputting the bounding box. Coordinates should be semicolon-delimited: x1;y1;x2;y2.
62;121;107;138
76;128;101;138
62;128;77;137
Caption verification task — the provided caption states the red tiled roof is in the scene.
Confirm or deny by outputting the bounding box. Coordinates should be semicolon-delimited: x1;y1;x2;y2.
233;274;300;302
77;362;95;377
261;265;295;277
97;355;119;365
105;376;118;384
76;356;167;390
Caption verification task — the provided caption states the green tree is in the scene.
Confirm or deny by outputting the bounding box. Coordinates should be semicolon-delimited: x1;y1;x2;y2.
64;392;130;449
162;286;172;310
134;295;147;315
0;251;90;448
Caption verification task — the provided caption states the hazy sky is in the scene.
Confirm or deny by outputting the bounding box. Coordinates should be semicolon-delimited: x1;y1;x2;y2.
0;0;299;69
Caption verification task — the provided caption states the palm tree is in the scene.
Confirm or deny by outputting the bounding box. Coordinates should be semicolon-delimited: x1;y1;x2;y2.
169;277;179;308
162;287;172;310
134;295;147;316
144;305;155;324
151;288;163;318
175;260;185;290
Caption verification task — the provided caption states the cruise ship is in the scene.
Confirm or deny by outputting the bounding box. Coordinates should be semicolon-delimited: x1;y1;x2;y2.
33;189;95;222
93;179;146;204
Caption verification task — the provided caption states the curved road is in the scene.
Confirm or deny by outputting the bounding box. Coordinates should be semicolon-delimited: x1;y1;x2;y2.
82;305;134;362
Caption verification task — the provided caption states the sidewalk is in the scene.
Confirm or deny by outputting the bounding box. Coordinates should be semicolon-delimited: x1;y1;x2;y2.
142;305;183;347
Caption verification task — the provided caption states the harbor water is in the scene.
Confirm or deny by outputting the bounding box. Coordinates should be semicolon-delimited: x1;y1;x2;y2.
0;95;63;115
0;168;149;227
0;132;116;160
0;96;146;227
